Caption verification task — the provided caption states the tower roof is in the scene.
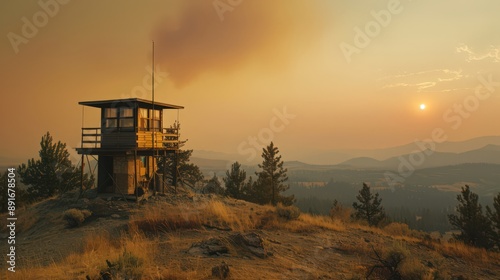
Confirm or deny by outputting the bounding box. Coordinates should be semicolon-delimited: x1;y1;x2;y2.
78;98;184;110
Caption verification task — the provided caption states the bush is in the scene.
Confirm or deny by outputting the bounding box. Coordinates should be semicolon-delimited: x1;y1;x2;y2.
329;200;352;223
276;204;301;220
97;251;145;280
63;208;92;228
383;222;411;237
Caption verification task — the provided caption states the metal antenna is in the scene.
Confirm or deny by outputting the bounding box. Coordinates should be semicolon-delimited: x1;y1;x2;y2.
152;40;155;150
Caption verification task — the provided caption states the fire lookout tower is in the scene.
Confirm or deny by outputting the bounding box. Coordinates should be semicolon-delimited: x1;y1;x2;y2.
76;98;184;196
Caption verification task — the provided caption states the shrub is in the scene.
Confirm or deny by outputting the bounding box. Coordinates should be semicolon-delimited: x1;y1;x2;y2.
276;204;301;220
330;200;352;223
367;241;410;279
383;222;411;237
63;208;92;228
97;251;145;280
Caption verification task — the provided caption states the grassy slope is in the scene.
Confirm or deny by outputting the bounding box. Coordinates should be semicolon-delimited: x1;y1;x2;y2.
1;191;499;279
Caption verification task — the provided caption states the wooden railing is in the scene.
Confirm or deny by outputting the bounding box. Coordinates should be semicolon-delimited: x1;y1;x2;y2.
81;127;182;149
81;128;101;148
136;128;181;149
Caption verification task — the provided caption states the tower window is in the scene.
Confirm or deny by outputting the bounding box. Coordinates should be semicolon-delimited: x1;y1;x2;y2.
104;107;135;131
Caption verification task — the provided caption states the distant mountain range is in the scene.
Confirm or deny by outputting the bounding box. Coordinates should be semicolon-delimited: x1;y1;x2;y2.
191;136;500;172
298;135;500;164
338;144;500;170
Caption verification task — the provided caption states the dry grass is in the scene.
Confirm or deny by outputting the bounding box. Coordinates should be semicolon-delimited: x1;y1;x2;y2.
9;230;157;279
130;199;258;234
289;214;346;232
434;240;499;263
383;222;412;237
16;209;39;234
204;200;257;231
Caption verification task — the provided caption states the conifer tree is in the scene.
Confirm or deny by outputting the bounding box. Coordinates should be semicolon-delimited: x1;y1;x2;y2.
352;183;386;226
448;185;492;248
253;142;294;206
486;193;500;247
18;132;93;201
223;161;247;199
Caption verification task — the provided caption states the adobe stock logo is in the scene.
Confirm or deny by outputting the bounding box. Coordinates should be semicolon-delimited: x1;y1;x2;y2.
7;0;70;54
213;0;243;22
237;106;295;162
339;0;408;63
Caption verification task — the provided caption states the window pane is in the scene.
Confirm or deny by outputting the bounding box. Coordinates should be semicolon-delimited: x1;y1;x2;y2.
105;119;117;128
105;108;117;118
139;118;148;130
139;108;148;118
120;108;134;118
120;118;134;128
149;109;160;120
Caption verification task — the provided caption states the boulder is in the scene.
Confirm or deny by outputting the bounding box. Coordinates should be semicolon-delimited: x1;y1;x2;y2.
188;238;229;256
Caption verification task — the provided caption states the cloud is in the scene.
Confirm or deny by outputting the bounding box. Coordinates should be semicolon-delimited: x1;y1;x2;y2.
456;44;500;63
380;69;466;93
151;1;329;87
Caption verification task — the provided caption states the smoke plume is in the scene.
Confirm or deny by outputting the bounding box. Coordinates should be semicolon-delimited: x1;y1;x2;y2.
152;0;329;87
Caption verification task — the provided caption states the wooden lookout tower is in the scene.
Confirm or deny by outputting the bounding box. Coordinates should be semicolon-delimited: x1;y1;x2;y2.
76;98;184;196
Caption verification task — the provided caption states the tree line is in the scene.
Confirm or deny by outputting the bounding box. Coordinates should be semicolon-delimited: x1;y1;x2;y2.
1;132;295;210
6;132;500;251
210;142;295;206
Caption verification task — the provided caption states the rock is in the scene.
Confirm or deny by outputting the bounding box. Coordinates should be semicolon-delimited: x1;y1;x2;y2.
230;232;270;259
188;238;229;256
111;214;120;219
211;262;230;279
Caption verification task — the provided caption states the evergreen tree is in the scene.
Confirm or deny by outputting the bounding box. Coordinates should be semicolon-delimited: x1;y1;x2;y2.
254;142;294;206
202;173;224;195
223;162;247;199
17;132;93;201
448;185;492;248
241;176;255;202
352;183;386;226
486;192;500;248
157;150;204;188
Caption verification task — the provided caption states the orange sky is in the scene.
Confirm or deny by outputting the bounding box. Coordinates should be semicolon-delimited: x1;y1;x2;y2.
1;0;499;165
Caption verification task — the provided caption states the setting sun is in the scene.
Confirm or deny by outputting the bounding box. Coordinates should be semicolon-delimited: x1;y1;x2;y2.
420;103;426;110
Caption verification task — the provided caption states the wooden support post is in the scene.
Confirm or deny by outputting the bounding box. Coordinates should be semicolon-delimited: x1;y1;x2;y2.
80;154;84;197
173;151;178;194
162;154;166;194
134;150;138;202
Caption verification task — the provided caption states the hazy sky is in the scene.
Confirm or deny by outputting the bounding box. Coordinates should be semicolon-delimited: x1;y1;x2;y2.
1;0;500;165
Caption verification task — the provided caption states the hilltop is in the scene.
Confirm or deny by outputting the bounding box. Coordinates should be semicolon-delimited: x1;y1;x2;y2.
1;190;500;279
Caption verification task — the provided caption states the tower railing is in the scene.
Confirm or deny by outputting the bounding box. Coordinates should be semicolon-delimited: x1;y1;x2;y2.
80;127;181;149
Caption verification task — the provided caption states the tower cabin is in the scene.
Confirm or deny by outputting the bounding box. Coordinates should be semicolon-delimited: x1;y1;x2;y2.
76;98;184;196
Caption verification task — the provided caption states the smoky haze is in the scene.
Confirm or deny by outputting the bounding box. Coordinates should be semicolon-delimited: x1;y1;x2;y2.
152;1;329;87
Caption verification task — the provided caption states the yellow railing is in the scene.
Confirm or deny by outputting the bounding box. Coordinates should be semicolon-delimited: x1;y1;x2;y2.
81;127;182;149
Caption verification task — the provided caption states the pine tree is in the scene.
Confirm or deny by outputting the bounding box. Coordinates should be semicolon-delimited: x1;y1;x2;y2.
157;150;204;188
254;142;294;206
203;173;224;195
448;185;492;248
241;176;255;202
223;162;247;199
352;183;386;226
486;193;500;248
18;132;93;201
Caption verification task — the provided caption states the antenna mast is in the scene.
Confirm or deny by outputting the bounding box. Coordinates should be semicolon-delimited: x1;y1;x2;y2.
152;41;155;151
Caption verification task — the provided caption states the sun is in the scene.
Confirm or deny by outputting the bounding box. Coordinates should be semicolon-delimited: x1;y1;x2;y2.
419;103;426;110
